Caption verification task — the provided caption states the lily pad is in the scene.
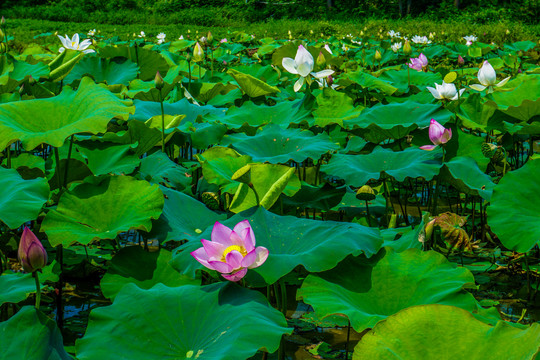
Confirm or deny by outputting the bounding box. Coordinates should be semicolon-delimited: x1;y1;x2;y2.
487;158;540;253
321;147;442;187
100;247;199;300
298;248;480;332
65;57;139;85
138;151;191;190
313;88;364;127
76;283;290;360
0;167;49;229
353;304;540;360
172;207;383;284
0;77;134;151
41;175;164;247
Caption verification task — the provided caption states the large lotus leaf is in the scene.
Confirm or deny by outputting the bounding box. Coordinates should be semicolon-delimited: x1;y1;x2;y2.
186;82;238;103
313;88;364;127
0;306;70;360
222;98;312;129
230;64;280;86
345;71;398;95
379;69;442;93
76;283;290;360
229;164;301;213
10;59;49;82
227;68;280;97
226;124;339;164
282;182;346;211
0;167;49;229
41;175;164;247
487;159;540;253
130;98;226;124
0;77;134;151
345;101;453;140
139;152;191;190
321;147;442;186
441;156;495;201
65;57;138;85
298;248;478;332
188;122;228;150
75;141;140;176
0;56;14;86
100;247;199;300
198;146;252;193
0;271;39;305
148;187;226;244
1;153;46;175
353;304;540;360
99;46;168;81
172;207;382;284
487;74;540;121
456;92;500;132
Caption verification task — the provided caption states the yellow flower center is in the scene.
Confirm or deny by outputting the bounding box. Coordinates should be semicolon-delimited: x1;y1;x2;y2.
221;245;247;262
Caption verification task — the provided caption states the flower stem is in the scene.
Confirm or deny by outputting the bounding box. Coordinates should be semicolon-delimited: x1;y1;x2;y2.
158;90;165;154
33;271;41;310
54;147;62;191
279;280;287;316
63;135;74;189
6;144;11;169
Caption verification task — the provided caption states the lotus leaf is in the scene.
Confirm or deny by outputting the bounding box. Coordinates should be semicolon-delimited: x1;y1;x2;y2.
313;88;364;127
298;248;479;332
76;283;290;360
227;68;280;97
65;57;138;85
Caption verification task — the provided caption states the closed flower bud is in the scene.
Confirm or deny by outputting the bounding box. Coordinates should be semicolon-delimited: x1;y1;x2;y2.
403;40;412;56
207;31;213;44
18;227;48;273
425;219;436;242
327;75;334;87
154;71;164;90
316;51;326;67
1;16;5;25
458;55;465;66
193;42;204;63
374;50;382;62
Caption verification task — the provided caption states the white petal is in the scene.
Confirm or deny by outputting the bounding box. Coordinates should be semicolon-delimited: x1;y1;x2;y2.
495;76;511;88
426;86;442;99
83;49;96;54
78;39;92;50
293;77;304;92
469;84;487;91
58;35;69;48
72;33;80;46
282;57;298;74
58;47;65;53
311;69;334;79
295;45;314;77
478;61;496;86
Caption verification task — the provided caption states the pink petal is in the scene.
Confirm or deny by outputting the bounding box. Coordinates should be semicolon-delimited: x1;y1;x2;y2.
222;268;248;282
225;251;244;271
428;119;445;145
247;246;269;269
441;128;452;144
211;221;233;246
419;144;437;151
201;239;226;260
208;260;233;273
191;247;212;269
242;228;256;252
241;249;257;268
419;53;428;67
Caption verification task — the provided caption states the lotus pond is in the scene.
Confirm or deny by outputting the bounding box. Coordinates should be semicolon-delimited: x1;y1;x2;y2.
1;23;540;359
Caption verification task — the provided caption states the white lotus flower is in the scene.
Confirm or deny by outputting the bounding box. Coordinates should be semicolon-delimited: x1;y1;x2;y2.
463;35;477;46
412;35;431;44
87;29;96;37
391;42;402;53
178;35;184;40
469;60;510;93
282;45;334;92
57;34;95;54
157;32;166;44
427;81;465;101
388;30;400;38
138;31;146;38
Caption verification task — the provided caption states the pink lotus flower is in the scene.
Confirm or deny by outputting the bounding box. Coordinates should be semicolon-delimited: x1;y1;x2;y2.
420;119;452;151
408;53;428;71
191;220;269;282
18;227;48;273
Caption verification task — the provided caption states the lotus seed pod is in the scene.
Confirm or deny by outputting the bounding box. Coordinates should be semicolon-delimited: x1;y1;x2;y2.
356;185;376;201
202;192;220;210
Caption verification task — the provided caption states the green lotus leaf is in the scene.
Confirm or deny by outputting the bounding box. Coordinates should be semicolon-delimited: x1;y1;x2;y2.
10;59;49;82
487;159;540;253
487;74;540;122
321;147;442;187
75;141;140;176
188;122;228;150
313;88;364;127
100;247;199;300
222;99;312;129
456;92;500;132
0;77;134;151
227;68;280;98
345;101;453;140
0;306;71;360
226;124;339;164
148;187;226;244
345;71;398;95
41;175;164;247
229;164;301;213
1;153;45;175
353;304;540;360
230;64;280;86
381;215;428;253
0;56;14;86
282;183;346;211
172;207;382;284
65;57;139;85
298;248;479;332
198;146;252;193
379;69;442;93
130;98;225;124
186;82;238;103
0;271;40;305
0;167;49;229
126;120;163;156
99;46;168;81
76;283;290;360
139;152;191;190
441;156;495;201
47;158;93;191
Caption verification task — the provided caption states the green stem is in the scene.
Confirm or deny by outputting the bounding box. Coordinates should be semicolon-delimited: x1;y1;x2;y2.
365;200;372;227
159;90;165;154
382;177;394;215
54;147;62;191
280;280;287;316
63;135;74;189
248;183;260;207
210;48;214;77
33;271;41;310
524;254;531;301
6;144;11;169
345;319;351;359
432;177;440;215
187;60;192;92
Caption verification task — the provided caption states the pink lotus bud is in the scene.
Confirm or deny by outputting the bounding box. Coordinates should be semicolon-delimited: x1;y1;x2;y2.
327;75;334;86
18;227;48;273
458;55;464;66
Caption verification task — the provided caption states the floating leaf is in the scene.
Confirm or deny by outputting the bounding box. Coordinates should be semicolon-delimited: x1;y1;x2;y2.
65;57;139;85
313;88;364;127
76;283;290;360
227;68;280;97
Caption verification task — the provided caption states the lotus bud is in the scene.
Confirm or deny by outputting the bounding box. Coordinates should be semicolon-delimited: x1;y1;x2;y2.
506;29;510;35
403;40;412;56
458;55;465;66
154;71;164;90
207;31;213;44
0;43;5;53
316;51;326;67
0;28;3;40
327;75;334;87
186;53;192;63
1;16;5;25
425;219;436;242
429;32;435;40
374;50;382;62
193;42;204;62
18;227;48;273
360;30;364;36
356;185;376;201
